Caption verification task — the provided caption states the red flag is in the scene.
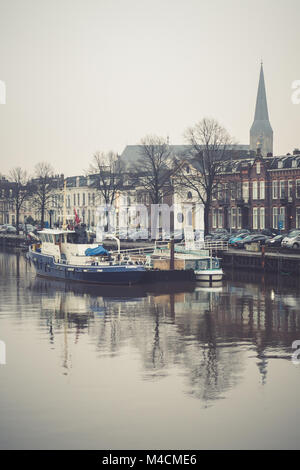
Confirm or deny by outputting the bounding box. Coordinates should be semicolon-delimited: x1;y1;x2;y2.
74;208;80;225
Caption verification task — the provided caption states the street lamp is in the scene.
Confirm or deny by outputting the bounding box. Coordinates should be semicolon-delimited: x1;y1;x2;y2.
48;209;54;229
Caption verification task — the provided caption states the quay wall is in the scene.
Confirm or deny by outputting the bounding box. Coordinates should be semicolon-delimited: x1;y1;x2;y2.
221;248;300;275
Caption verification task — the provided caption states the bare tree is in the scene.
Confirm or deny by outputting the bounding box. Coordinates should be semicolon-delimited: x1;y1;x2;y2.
9;167;32;234
88;151;124;205
88;151;124;231
174;118;233;235
132;135;175;205
32;162;55;228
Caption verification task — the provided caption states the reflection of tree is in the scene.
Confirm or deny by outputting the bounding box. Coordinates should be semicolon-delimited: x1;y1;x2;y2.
4;253;300;402
33;276;300;400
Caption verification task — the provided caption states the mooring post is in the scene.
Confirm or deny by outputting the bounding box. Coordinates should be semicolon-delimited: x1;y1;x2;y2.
261;245;265;270
170;236;175;270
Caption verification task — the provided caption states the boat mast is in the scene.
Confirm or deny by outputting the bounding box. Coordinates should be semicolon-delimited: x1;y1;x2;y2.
62;180;67;229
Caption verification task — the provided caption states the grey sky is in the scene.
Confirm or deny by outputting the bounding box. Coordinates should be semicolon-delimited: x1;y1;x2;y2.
0;0;299;177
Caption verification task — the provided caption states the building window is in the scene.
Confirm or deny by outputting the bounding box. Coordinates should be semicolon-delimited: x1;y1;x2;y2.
77;194;80;206
280;207;285;229
237;207;242;229
288;180;293;199
297;208;300;228
260;181;265;200
73;194;76;206
242;182;249;202
230;183;236;200
224;183;229;202
296;180;300;198
280;181;286;199
273;207;279;229
260;208;265;229
253;208;258;229
187;191;192;200
256;162;261;174
272;181;279;199
82;193;86;206
218;209;223;228
212;209;217;229
252;181;258;200
231;208;237;229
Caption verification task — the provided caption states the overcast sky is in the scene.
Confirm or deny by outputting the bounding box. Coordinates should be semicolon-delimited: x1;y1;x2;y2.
0;0;299;177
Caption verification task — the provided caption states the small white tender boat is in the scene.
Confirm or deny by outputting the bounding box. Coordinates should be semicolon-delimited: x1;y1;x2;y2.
194;257;224;283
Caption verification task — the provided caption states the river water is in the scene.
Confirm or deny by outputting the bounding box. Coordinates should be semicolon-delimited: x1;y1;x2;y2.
0;251;300;449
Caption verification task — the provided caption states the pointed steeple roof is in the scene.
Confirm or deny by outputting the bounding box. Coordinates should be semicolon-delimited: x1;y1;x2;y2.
253;63;270;122
250;63;273;156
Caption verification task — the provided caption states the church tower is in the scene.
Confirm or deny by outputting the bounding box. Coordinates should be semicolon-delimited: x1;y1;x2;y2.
250;63;273;156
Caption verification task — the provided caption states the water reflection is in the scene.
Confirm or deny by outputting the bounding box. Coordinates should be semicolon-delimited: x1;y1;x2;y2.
1;251;300;405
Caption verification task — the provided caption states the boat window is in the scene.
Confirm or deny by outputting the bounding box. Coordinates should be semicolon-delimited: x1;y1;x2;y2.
44;234;49;243
55;235;60;243
197;259;209;270
67;233;76;243
48;234;53;243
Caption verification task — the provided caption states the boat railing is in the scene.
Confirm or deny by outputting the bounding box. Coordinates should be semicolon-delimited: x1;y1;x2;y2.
203;241;229;251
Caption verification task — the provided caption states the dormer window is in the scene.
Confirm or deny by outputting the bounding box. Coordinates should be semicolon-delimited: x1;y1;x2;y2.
256;162;261;174
187;191;192;200
278;161;283;169
186;166;190;174
292;159;297;168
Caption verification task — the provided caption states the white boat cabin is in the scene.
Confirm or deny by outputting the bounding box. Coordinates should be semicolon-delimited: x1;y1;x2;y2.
36;229;106;265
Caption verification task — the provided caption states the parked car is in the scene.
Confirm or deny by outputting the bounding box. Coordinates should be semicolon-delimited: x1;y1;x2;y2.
4;225;17;234
229;232;250;246
234;234;270;249
18;223;36;233
281;230;300;249
211;229;230;239
265;234;286;248
261;228;280;237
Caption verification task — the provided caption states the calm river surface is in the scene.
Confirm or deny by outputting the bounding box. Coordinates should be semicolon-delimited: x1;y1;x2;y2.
0;251;300;449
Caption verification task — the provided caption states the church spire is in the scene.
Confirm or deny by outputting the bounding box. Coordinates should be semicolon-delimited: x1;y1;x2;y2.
254;63;270;121
250;63;273;156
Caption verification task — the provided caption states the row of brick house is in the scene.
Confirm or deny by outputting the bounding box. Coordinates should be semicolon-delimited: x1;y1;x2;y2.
210;150;300;232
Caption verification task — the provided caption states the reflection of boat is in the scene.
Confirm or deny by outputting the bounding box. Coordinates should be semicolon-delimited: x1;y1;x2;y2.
30;277;197;300
194;282;223;292
28;228;146;285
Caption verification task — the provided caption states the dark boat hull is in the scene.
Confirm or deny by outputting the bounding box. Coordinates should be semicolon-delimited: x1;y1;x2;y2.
28;250;146;285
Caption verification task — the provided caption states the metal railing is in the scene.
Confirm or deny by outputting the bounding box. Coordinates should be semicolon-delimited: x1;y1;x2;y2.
203;240;229;251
